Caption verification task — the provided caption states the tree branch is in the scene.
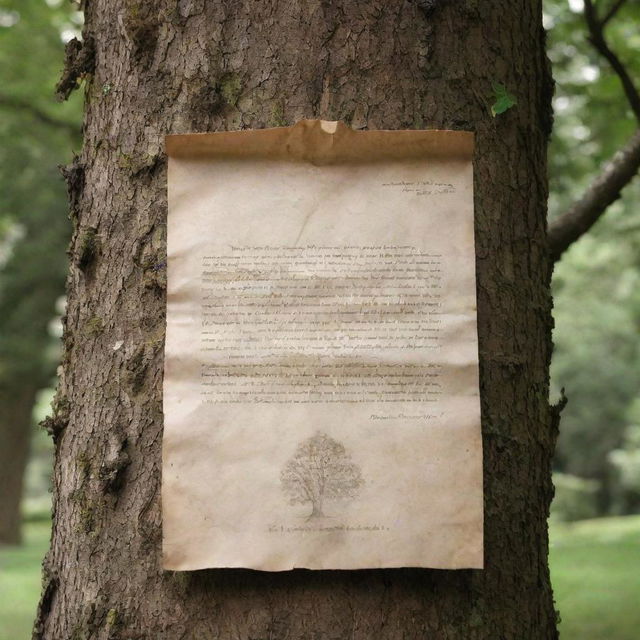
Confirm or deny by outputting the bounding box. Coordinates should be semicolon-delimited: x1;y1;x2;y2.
584;0;640;122
549;129;640;261
550;0;640;262
601;0;627;28
0;92;79;137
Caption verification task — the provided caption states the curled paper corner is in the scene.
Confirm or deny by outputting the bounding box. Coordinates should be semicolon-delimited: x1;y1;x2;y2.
320;120;339;134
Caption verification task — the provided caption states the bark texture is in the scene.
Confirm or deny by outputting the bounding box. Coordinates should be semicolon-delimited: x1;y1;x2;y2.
36;1;557;638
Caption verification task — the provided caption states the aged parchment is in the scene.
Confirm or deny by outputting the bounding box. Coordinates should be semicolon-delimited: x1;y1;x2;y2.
163;120;483;571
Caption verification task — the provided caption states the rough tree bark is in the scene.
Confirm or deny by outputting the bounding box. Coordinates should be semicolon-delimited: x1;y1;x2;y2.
35;1;557;638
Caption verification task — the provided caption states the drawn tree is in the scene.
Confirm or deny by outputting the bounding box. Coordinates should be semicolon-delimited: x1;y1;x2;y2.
281;432;364;519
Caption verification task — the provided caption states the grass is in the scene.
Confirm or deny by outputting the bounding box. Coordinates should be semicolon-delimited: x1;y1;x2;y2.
0;519;50;640
550;515;640;640
0;516;638;639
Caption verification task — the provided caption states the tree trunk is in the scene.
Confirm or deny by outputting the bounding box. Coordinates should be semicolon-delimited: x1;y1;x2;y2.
0;386;36;545
309;499;324;520
35;1;557;638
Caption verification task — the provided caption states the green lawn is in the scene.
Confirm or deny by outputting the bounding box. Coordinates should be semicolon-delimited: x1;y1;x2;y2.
0;516;639;639
551;515;640;640
0;520;50;640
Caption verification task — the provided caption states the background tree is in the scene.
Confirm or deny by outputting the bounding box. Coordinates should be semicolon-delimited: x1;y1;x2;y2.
546;0;640;517
281;432;364;519
0;0;81;544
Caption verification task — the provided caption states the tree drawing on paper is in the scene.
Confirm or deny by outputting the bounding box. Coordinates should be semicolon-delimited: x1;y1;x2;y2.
281;432;364;519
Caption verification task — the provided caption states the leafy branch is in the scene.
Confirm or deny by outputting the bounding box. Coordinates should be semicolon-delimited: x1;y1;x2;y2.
549;0;640;262
0;92;79;137
549;129;640;261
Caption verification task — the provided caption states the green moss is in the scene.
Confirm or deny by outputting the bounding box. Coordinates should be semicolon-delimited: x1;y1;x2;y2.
141;253;167;292
71;450;103;536
84;316;104;337
70;487;100;536
76;452;91;481
144;332;164;354
124;1;160;59
105;608;119;628
142;271;166;292
77;227;98;269
40;394;70;441
126;1;141;21
126;347;147;394
78;505;96;535
71;623;88;640
118;151;158;175
219;73;242;106
53;394;70;419
270;102;287;127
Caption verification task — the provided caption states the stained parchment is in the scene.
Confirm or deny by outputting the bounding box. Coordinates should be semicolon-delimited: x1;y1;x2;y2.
163;120;483;571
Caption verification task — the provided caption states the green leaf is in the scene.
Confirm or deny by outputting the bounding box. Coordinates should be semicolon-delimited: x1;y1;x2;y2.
491;82;517;117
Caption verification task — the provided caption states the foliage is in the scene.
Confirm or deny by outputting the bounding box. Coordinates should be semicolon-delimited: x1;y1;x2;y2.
608;421;640;514
545;0;640;214
0;0;81;388
551;472;601;522
551;234;640;484
0;0;82;544
0;0;81;387
546;0;640;514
